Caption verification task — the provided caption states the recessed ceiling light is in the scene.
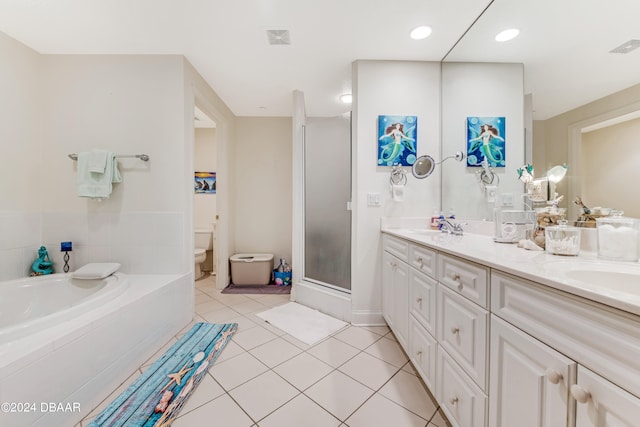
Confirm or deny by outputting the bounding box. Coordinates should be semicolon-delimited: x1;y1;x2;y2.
410;26;432;40
339;94;352;104
495;28;520;42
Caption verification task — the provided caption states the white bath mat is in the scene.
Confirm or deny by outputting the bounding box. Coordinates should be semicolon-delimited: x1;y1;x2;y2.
256;302;348;346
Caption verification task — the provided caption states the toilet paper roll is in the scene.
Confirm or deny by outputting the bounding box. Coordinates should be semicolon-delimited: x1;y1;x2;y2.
392;184;404;202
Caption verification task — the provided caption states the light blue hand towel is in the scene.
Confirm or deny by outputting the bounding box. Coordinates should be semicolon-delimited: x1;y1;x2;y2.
77;150;122;199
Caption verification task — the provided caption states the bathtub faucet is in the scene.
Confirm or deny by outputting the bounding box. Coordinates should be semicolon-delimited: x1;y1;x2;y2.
30;246;54;276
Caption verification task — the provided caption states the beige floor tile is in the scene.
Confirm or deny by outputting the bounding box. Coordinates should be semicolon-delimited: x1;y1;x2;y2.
333;326;383;350
200;306;242;323
248;336;302;368
378;370;438;420
429;408;453;427
172;394;253;427
364;335;409;368
178;374;226;415
233;325;278;350
212;340;245;365
273;352;334;391
338;351;400;391
209;352;268;391
307;337;360;368
258;394;341;427
195;299;225;315
229;299;270;315
361;325;391;336
345;393;428;427
229;370;299;421
304;370;374;421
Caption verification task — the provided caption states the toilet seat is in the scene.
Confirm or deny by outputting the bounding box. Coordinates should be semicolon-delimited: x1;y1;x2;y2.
194;248;206;263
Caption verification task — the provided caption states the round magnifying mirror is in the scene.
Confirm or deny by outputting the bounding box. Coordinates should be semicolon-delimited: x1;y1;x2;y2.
412;155;436;179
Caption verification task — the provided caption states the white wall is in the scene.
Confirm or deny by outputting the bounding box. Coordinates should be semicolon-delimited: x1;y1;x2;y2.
351;60;441;325
0;33;43;279
194;127;217;229
0;35;236;280
37;55;187;274
441;62;525;220
234;117;292;269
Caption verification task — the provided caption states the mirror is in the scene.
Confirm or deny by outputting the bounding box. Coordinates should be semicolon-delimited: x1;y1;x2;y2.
441;0;640;220
412;155;435;179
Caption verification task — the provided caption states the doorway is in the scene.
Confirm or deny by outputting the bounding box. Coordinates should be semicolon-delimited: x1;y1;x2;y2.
193;106;217;279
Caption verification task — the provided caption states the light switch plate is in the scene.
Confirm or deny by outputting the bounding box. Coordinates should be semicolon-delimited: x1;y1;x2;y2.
367;192;381;206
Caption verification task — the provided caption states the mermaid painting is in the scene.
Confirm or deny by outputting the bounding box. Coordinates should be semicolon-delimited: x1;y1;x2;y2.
377;115;417;166
466;117;506;167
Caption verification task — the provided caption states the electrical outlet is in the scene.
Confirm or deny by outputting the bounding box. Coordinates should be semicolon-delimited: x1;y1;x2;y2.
485;185;497;203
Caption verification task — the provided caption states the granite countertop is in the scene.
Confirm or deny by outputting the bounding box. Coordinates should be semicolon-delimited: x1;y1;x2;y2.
382;226;640;317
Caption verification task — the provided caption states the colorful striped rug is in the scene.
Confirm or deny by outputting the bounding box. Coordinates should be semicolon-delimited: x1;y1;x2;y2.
88;322;237;427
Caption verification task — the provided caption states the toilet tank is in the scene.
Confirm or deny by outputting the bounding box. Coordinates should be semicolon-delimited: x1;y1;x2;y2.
194;228;213;250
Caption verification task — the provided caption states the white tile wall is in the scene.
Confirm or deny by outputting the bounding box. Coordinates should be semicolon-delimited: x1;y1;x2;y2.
0;211;184;280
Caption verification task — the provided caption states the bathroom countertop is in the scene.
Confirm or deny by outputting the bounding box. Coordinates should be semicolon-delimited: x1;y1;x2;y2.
382;227;640;317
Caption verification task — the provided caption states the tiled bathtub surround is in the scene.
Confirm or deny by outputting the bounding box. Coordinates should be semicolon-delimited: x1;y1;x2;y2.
0;211;184;280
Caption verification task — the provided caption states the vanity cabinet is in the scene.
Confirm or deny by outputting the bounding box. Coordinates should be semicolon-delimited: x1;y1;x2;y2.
573;366;640;427
381;230;640;427
489;315;575;427
382;249;409;349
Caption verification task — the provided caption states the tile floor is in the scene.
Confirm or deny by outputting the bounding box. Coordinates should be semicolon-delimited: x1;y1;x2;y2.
79;276;452;427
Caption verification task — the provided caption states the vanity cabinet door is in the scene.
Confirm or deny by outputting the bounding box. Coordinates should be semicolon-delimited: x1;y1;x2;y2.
574;366;640;427
409;268;437;336
489;315;575;427
438;285;488;390
382;251;409;348
409;315;437;391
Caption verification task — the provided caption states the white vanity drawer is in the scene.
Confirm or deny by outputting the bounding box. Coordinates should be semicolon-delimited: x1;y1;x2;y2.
409;316;437;391
382;233;409;263
492;270;640;398
409;268;437;336
409;243;437;278
437;285;488;390
438;254;488;309
437;346;487;427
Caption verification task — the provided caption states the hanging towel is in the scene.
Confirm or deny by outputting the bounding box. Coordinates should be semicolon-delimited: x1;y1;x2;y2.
77;151;122;199
87;149;109;173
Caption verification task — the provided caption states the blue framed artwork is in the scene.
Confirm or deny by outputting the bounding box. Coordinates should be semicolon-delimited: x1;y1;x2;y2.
195;172;216;194
377;115;417;166
466;116;506;167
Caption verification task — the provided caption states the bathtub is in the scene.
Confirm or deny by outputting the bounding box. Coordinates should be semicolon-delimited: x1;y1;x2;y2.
0;272;193;427
0;273;128;344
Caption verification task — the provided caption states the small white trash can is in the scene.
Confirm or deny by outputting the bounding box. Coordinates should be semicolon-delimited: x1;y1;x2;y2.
229;253;274;285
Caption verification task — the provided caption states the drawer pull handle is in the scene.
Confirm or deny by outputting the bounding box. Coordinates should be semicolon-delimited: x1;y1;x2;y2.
452;273;461;281
449;396;459;405
416;297;423;304
416;350;423;357
451;326;460;335
544;368;563;385
416;256;424;267
571;385;591;404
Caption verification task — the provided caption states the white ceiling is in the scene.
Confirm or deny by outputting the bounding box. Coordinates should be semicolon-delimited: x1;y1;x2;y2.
1;0;638;120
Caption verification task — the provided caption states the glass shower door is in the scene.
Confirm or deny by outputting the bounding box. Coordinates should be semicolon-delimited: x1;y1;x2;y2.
303;115;351;291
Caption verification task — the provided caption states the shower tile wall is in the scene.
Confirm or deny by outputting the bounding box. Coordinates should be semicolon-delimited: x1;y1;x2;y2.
0;211;184;281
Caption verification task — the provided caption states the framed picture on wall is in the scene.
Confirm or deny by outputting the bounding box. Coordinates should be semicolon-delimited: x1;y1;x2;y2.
377;115;417;166
195;172;216;194
466;116;506;167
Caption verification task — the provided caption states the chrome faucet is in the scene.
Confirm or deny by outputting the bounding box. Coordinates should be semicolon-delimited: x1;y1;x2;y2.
439;218;464;236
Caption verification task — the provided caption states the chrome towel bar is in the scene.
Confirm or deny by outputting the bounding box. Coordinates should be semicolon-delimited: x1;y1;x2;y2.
68;153;150;162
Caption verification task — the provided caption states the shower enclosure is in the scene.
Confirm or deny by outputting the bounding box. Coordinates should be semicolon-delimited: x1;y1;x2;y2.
303;115;352;292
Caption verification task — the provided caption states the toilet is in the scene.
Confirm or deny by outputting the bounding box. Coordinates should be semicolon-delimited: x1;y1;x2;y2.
194;228;213;281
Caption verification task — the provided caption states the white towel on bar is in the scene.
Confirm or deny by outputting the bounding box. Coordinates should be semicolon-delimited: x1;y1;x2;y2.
77;151;122;199
87;149;109;173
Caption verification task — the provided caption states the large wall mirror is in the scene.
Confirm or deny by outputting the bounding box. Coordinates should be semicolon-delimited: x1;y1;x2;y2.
441;0;640;221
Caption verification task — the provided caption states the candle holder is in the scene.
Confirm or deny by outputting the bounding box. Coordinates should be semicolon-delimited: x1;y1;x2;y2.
61;241;72;273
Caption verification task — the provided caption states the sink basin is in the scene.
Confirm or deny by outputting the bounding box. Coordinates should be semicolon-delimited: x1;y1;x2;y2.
393;228;441;236
545;261;640;294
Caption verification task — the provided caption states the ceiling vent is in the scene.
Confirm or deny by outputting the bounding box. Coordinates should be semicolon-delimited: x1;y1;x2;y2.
266;29;291;46
609;39;640;54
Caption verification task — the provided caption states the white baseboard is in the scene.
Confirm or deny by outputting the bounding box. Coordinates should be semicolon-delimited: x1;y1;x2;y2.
350;310;386;327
